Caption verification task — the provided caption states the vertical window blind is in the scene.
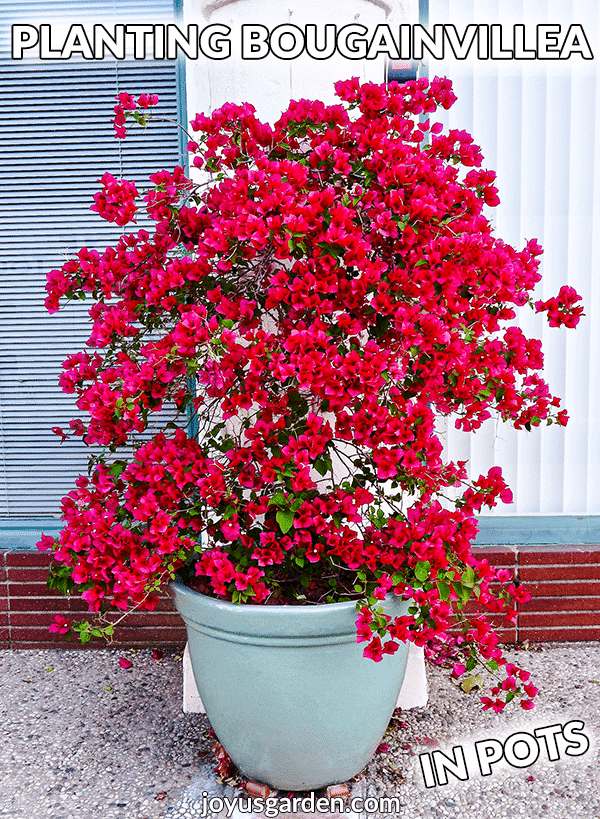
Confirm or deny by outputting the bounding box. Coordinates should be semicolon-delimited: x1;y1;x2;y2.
428;0;599;519
0;0;183;516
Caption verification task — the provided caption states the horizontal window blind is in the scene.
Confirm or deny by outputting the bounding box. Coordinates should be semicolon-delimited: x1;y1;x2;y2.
428;0;599;517
0;0;183;516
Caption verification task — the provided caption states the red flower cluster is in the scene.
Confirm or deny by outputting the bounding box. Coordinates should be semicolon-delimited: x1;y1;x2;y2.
112;91;159;139
535;285;584;328
40;81;582;708
90;172;139;227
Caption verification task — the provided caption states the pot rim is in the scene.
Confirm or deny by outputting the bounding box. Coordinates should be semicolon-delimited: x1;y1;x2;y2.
170;576;411;639
171;575;370;612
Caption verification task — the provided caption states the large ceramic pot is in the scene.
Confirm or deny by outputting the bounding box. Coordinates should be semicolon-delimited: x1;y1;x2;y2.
171;579;411;790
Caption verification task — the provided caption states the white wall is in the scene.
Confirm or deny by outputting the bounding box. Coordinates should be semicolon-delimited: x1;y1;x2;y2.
185;0;417;122
429;0;599;516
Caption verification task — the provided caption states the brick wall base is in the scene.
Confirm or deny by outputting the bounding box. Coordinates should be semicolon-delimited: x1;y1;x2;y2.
1;545;599;650
0;552;187;650
473;544;600;643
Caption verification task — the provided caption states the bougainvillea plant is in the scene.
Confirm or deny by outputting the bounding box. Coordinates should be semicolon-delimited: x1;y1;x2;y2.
39;78;582;712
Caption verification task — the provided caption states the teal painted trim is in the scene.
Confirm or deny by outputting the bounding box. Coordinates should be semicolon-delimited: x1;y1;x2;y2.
186;375;199;440
420;0;429;82
174;0;189;167
2;516;599;551
173;0;196;441
475;516;600;546
0;519;61;529
0;519;61;552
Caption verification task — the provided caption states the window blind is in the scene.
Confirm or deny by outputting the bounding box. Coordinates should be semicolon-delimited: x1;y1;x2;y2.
0;0;183;516
428;0;599;518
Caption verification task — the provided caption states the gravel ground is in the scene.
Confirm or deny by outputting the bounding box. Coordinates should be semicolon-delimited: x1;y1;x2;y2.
0;642;598;818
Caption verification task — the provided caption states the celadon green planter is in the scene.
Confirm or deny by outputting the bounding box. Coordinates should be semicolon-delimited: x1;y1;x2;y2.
170;579;411;790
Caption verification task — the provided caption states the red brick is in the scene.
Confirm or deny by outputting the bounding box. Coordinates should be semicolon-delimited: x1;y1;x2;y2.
6;573;177;598
7;581;71;596
519;627;600;642
8;626;66;642
0;567;7;583
7;627;108;646
520;565;600;582
104;613;184;628
0;627;9;642
522;581;600;597
473;546;517;566
7;625;185;648
494;629;517;643
7;568;55;583
8;611;180;629
488;578;517;591
8;596;90;612
519;611;600;639
0;598;7;613
519;545;600;565
153;597;178;612
520;611;600;629
10;612;61;627
4;553;52;567
520;596;600;612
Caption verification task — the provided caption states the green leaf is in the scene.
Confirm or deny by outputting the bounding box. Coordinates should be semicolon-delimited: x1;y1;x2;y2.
452;581;471;603
461;566;475;587
317;241;344;259
313;456;331;477
437;580;451;601
222;504;236;521
371;314;390;338
108;460;127;478
47;563;76;596
414;561;430;582
276;509;294;534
